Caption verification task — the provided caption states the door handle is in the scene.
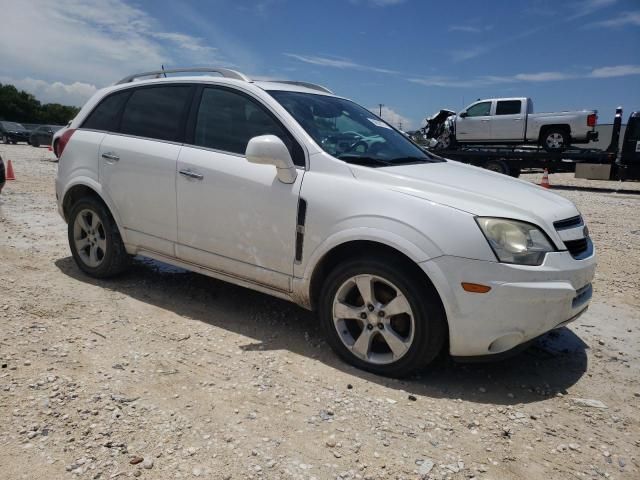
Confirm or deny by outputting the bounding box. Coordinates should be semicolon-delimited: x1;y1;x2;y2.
101;152;120;162
179;169;204;180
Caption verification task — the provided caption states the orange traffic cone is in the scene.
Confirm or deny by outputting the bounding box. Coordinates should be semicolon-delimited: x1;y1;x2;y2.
5;159;16;180
540;168;550;189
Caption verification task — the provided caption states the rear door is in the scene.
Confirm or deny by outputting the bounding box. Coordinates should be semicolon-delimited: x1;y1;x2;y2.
175;86;305;291
491;100;526;141
456;101;491;141
98;84;193;256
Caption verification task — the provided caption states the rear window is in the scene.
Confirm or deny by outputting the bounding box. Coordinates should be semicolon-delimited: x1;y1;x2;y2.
120;86;192;142
82;91;130;132
496;100;522;116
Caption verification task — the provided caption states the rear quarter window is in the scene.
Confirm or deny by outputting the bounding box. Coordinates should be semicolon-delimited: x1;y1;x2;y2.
82;90;130;132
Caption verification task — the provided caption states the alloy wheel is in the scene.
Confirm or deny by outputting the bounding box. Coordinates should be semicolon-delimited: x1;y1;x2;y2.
73;209;107;268
332;274;415;365
545;132;564;150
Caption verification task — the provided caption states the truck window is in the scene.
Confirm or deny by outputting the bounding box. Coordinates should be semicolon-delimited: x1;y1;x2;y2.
465;102;491;117
496;100;522;116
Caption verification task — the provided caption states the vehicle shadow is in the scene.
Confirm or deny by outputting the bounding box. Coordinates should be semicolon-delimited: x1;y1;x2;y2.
55;256;589;406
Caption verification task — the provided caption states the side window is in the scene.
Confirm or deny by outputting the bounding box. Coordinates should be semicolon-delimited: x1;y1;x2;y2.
496;100;522;116
194;87;304;166
466;102;491;117
82;91;130;132
120;86;191;142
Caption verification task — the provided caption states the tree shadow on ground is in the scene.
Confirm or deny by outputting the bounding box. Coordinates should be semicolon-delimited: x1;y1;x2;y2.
55;256;589;406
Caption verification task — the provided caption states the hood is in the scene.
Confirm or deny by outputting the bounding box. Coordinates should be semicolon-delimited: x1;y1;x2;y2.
349;160;579;233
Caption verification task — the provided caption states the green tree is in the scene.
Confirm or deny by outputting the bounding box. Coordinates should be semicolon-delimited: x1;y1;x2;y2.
0;83;80;125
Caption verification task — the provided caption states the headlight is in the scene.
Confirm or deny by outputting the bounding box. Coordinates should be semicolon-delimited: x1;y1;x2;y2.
476;217;554;266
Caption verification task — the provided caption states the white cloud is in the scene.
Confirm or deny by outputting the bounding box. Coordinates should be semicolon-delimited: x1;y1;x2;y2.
0;0;224;92
569;0;617;19
448;25;493;33
588;11;640;28
284;53;399;74
409;64;640;88
370;106;413;129
589;65;640;78
0;77;98;106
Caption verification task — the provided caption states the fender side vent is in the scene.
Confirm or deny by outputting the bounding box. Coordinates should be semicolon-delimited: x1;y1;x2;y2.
295;198;307;262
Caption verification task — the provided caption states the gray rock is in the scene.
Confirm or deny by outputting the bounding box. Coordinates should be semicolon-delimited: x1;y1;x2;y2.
142;458;154;469
418;459;434;475
572;398;608;409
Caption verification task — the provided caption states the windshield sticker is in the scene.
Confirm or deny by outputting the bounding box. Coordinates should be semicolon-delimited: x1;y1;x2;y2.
368;118;392;129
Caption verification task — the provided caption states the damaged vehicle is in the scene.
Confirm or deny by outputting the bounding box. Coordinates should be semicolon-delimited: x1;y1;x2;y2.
55;68;596;377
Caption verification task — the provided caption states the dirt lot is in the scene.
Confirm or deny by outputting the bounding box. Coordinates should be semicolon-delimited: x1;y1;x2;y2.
1;144;639;480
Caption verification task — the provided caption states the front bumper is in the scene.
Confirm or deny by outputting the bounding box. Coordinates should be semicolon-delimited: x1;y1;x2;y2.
420;250;596;357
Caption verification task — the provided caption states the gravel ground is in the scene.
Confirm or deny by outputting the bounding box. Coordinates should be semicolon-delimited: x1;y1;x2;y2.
1;145;639;480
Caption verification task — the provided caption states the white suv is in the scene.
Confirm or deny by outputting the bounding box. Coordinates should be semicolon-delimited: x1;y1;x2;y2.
55;67;596;377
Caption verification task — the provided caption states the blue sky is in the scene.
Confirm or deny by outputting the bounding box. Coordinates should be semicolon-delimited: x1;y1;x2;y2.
1;0;638;129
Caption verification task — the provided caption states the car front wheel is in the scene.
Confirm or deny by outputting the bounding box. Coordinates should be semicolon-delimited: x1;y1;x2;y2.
319;256;446;377
68;197;131;278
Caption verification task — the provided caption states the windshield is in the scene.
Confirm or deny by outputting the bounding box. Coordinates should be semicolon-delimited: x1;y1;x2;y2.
269;91;438;166
2;122;26;131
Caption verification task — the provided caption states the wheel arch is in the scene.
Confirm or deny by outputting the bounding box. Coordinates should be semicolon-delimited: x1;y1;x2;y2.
61;180;127;243
539;123;571;141
305;239;444;315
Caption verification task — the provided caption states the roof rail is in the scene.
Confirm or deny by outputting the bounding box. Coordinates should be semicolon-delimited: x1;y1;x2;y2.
115;67;251;85
260;80;333;94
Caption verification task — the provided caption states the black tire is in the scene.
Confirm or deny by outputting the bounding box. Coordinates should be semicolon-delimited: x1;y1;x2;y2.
541;129;569;152
484;159;510;175
319;255;447;377
31;138;40;147
508;165;521;178
10;140;17;145
68;196;131;278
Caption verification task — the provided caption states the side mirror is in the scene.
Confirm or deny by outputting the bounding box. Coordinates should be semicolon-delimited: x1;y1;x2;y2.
246;135;297;184
459;112;468;118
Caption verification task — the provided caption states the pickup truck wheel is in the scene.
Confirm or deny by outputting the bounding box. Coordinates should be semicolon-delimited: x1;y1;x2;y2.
319;257;446;377
542;130;569;152
68;197;131;278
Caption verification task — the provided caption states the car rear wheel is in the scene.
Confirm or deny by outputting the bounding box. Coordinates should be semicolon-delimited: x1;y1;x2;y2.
542;129;569;152
31;138;40;147
68;196;131;278
319;256;446;377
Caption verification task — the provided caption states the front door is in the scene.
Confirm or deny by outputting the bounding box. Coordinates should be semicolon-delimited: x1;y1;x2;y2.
456;101;491;142
176;86;305;292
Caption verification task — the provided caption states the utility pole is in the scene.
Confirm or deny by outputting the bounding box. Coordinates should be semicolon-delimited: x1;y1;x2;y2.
378;103;384;117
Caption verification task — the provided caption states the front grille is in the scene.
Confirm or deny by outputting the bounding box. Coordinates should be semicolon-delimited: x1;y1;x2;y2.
564;237;589;257
554;215;583;230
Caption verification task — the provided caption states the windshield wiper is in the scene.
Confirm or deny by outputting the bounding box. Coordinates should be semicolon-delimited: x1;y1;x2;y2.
388;156;431;164
337;155;393;167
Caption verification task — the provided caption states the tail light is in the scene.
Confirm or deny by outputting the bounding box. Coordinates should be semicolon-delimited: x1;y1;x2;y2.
587;113;597;127
54;129;76;158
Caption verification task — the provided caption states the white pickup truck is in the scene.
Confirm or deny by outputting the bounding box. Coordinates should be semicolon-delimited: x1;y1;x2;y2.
446;97;598;152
